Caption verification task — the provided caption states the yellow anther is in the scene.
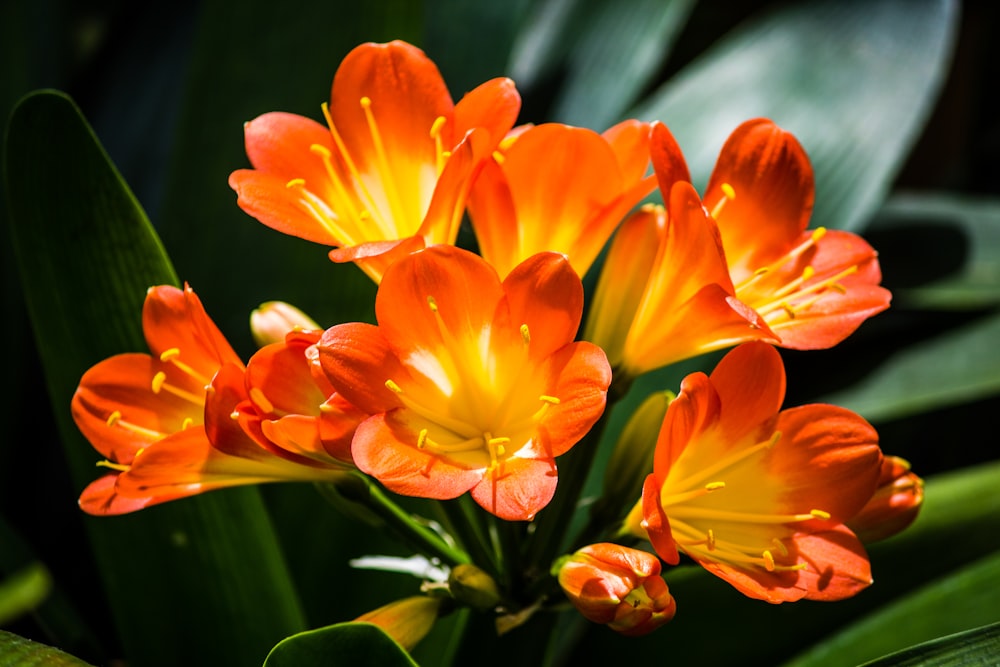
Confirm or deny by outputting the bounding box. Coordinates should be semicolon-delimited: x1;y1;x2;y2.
441;150;451;159
811;227;827;243
707;529;716;551
539;395;561;405
310;143;332;159
230;410;240;421
159;348;181;362
430;116;447;139
249;387;275;414
520;324;530;345
801;265;816;282
359;210;372;220
151;371;167;393
181;418;194;430
498;134;519;152
427;296;438;312
720;182;736;200
417;428;429;449
492;150;506;164
762;550;776;572
106;410;122;427
810;509;832;520
831;283;847;294
754;266;770;276
781;303;797;319
286;178;306;189
385;379;403;394
360;96;372;109
135;447;145;458
704;481;726;491
771;538;789;557
96;460;129;472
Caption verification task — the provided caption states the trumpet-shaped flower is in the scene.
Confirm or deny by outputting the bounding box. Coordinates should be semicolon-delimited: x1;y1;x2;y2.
467;120;656;279
229;40;521;282
656;118;891;348
318;245;611;521
72;286;359;515
555;543;676;636
625;342;883;602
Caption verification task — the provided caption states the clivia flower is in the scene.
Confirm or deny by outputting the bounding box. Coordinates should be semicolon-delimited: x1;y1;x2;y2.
229;40;521;282
624;342;884;603
72;285;360;515
585;119;891;378
318;245;612;521
467;120;656;279
555;542;676;636
847;455;924;543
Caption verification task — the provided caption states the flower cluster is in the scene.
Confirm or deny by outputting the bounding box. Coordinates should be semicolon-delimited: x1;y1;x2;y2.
73;40;919;649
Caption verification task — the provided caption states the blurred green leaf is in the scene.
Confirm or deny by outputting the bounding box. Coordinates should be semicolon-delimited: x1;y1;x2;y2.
547;0;697;129
0;563;51;627
819;309;1000;423
3;89;305;666
632;0;958;232
560;459;1000;666
868;192;1000;310
263;623;418;667
784;551;1000;666
0;630;95;667
858;621;1000;667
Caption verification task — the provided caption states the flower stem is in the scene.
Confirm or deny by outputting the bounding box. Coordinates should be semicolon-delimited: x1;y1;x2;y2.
314;473;470;566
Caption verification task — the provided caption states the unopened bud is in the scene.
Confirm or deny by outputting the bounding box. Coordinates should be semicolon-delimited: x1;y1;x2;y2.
448;563;501;611
250;301;321;347
354;595;442;652
555;543;675;637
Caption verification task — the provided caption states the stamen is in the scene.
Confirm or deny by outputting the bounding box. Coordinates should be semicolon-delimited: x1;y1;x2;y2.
520;324;530;345
286;178;306;188
704;481;726;491
810;509;831;520
360;96;409;230
762;550;776;572
771;538;789;557
430;115;447;174
427;295;438;312
711;182;736;219
96;460;130;472
150;371;204;405
158;348;210;385
105;411;165;439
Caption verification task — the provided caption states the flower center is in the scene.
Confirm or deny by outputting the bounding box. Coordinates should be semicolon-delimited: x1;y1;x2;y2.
659;431;831;573
284;99;450;246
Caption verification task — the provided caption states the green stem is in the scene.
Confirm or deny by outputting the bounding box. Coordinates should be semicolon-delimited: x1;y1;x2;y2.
436;495;501;579
315;474;469;566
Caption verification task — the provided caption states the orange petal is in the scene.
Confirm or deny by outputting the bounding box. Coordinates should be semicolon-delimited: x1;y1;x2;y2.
502;252;583;359
230;169;343;246
452;77;521;147
707;341;785;443
470;455;558;521
79;473;166;516
319;322;409;415
650;121;691;195
142;285;242;371
705;118;815;281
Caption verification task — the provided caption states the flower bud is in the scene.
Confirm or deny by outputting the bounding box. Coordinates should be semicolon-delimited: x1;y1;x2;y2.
250;301;321;347
592;390;673;525
448;563;502;611
848;456;924;542
354;595;443;652
555;543;676;637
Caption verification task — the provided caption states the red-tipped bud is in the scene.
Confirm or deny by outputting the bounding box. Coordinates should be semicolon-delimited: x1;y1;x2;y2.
555;543;676;636
848;455;924;542
250;300;321;347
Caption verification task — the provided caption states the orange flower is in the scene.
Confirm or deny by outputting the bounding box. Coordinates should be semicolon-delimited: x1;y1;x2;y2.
847;455;924;543
555;543;676;636
467;120;656;278
656;119;891;349
229;40;521;282
625;342;883;602
72;286;359;515
318;245;611;521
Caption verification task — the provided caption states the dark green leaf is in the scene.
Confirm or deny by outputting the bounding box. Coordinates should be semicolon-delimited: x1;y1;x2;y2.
263;623;418;667
859;621;1000;667
3;90;304;666
0;564;51;627
632;0;959;232
0;630;95;667
784;551;1000;666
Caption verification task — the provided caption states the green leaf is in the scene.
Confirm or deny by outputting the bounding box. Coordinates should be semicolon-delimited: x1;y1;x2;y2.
0;630;95;667
858;622;1000;667
819;309;1000;423
784;551;1000;666
263;623;418;667
0;563;51;627
3;90;305;666
868;192;1000;310
632;0;959;232
547;0;697;129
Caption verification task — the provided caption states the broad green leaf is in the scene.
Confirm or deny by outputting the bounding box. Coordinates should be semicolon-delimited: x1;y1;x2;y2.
859;622;1000;667
819;309;1000;423
3;90;304;666
0;630;95;667
868;192;1000;310
0;563;51;627
551;0;697;129
263;623;418;667
559;460;1000;666
784;551;1000;666
632;0;958;232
